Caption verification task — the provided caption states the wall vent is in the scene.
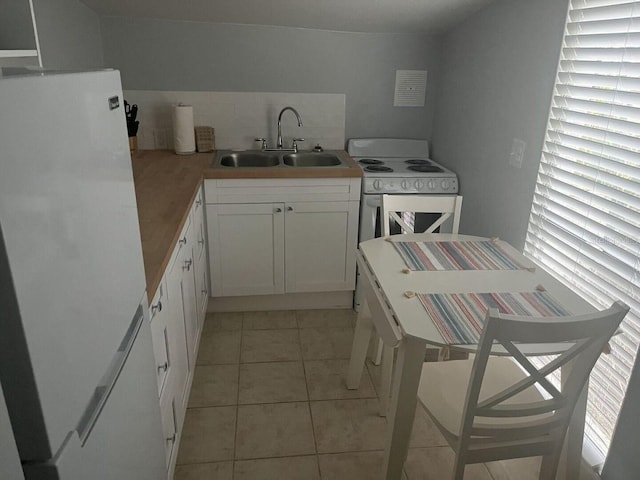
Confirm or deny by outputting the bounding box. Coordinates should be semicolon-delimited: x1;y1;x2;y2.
394;70;427;107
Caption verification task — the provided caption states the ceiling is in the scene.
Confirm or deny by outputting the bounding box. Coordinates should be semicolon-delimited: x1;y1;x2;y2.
81;0;496;34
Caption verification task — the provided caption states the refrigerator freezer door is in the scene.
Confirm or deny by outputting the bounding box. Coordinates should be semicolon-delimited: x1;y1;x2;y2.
0;70;147;460
23;307;165;480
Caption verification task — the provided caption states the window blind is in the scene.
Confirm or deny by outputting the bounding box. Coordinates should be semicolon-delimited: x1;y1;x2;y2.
524;0;640;460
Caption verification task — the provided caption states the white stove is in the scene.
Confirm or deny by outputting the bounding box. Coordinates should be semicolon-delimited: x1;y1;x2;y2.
348;138;458;195
347;138;460;311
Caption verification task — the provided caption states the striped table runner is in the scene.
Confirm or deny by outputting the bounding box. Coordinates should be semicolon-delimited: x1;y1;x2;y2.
417;291;571;345
393;240;528;271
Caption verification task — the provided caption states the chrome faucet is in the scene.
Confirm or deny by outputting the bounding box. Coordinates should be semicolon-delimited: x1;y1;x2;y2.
277;107;303;149
255;106;305;152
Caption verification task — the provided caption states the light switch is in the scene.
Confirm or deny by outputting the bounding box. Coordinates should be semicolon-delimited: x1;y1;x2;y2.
509;138;526;168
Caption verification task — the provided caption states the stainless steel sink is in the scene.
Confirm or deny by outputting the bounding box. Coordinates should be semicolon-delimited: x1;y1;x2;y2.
219;152;279;167
213;150;349;169
282;153;342;167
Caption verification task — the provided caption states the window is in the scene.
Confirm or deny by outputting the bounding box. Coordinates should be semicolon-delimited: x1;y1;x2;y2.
524;0;640;463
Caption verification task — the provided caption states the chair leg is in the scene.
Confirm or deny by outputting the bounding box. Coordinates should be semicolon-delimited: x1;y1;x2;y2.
379;344;394;416
539;448;562;480
373;337;384;365
451;451;466;480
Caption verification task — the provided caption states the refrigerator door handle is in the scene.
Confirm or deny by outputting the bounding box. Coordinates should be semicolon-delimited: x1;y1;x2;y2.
75;304;144;445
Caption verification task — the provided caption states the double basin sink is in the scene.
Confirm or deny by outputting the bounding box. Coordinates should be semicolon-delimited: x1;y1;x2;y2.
215;150;349;168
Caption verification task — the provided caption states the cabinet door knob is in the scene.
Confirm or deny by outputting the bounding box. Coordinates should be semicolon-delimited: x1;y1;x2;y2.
158;362;168;372
166;433;176;443
151;300;162;315
179;236;187;246
287;206;293;212
275;207;282;213
183;258;193;271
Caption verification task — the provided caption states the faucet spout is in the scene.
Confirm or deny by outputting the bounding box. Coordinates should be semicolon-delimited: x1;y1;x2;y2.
277;107;303;149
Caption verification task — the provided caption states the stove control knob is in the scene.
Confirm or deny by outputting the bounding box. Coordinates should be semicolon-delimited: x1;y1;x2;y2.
441;180;449;190
401;180;409;190
373;179;383;191
414;180;424;190
427;180;436;190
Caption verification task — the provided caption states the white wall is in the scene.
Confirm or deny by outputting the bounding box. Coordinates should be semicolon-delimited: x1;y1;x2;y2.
32;0;104;69
430;0;570;250
125;90;345;151
100;17;441;144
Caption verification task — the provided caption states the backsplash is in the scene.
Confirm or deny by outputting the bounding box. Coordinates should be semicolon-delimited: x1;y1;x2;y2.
123;90;346;151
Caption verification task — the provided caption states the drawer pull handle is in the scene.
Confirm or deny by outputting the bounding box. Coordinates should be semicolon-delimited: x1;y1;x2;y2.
158;362;168;372
202;289;208;296
166;433;176;444
198;238;204;246
183;259;192;271
287;206;294;212
151;300;162;315
275;207;282;213
178;236;187;246
196;198;202;206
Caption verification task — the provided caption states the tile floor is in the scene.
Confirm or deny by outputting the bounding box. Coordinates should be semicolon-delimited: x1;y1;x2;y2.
174;309;541;480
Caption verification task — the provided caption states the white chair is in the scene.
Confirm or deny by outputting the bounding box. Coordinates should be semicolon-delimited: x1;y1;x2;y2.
375;194;463;415
415;301;629;480
381;194;463;237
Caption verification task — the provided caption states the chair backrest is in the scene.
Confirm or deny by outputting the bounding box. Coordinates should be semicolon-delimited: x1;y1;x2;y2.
458;301;629;463
381;194;463;236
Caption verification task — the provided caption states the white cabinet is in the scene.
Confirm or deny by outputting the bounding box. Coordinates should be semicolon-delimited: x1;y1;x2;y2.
148;189;208;479
284;201;359;293
149;278;170;396
208;203;285;296
205;178;360;298
191;186;208;328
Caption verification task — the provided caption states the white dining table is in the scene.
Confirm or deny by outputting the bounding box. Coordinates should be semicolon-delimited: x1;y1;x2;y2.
346;234;596;480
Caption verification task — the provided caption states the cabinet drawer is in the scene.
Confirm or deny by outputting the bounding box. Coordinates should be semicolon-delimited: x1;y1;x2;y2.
168;213;192;275
191;185;204;218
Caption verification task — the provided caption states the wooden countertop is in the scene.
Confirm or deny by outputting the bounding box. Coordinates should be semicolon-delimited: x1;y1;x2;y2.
133;149;362;301
132;150;212;302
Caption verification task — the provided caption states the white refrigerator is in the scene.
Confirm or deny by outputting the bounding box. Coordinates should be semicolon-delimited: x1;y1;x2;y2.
0;68;165;480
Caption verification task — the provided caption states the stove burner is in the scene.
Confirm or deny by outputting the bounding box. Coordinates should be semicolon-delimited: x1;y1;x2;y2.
365;165;393;173
407;165;444;173
359;158;383;165
406;159;431;165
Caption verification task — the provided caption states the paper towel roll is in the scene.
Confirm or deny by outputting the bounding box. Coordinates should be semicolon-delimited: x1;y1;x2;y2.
172;104;196;155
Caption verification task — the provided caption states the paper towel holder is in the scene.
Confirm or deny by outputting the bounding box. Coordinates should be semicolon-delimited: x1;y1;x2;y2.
173;103;196;155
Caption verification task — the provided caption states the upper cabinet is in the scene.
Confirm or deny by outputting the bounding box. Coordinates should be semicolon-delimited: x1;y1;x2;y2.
0;0;41;66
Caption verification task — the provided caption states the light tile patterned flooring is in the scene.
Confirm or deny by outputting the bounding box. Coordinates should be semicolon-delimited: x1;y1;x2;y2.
175;309;541;480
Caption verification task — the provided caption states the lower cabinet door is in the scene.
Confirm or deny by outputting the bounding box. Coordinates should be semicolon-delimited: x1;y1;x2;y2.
160;391;178;471
194;243;209;324
284;201;359;292
165;253;190;426
150;278;170;396
207;203;285;296
180;246;198;371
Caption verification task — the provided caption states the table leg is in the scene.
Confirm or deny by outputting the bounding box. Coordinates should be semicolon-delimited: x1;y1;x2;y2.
347;300;374;390
384;335;426;480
